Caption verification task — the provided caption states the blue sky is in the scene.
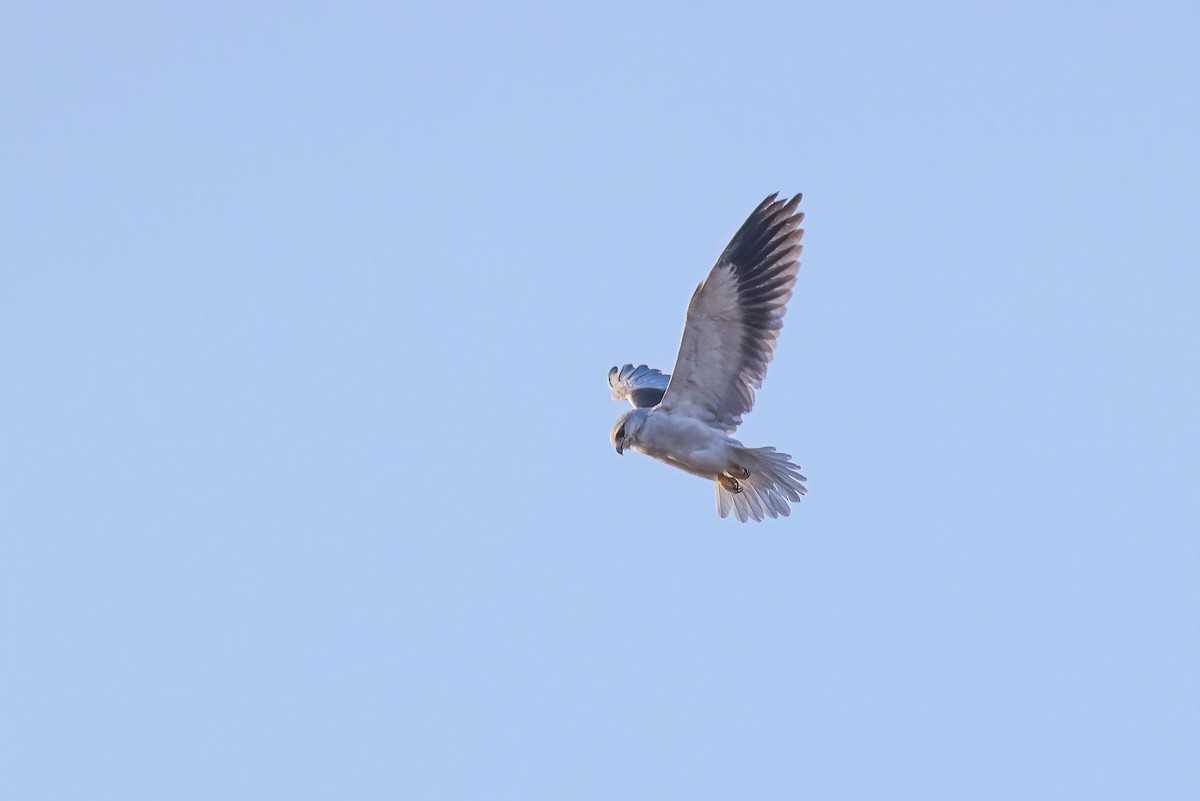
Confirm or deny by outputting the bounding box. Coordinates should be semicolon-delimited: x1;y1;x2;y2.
3;1;1197;799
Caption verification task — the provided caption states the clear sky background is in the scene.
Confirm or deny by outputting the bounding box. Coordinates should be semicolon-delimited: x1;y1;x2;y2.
2;1;1197;799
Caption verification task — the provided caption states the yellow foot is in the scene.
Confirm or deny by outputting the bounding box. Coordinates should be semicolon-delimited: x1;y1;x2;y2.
718;475;743;493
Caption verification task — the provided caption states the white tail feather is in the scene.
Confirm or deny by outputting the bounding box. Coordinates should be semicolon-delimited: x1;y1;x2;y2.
715;446;808;522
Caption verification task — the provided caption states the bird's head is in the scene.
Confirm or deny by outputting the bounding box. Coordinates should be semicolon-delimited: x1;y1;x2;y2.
610;408;650;455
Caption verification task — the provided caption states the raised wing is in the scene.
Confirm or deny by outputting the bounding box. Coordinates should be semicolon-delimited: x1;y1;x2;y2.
659;193;803;431
608;363;671;408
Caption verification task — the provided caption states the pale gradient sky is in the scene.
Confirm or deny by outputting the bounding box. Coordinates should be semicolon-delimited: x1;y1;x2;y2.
3;1;1198;799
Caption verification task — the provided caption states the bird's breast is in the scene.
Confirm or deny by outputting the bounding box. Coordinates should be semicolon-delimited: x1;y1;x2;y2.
635;411;732;477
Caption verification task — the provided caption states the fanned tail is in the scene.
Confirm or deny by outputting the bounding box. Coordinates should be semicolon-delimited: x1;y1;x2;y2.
715;446;808;522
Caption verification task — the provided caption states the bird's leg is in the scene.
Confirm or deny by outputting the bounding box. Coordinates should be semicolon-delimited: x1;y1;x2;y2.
719;465;751;493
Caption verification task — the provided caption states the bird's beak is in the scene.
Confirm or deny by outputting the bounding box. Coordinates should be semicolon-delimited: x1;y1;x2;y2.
615;443;624;455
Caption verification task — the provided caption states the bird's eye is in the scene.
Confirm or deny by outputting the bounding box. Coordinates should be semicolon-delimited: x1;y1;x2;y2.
617;427;626;439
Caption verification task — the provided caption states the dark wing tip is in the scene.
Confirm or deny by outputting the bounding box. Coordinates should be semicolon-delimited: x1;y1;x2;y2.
720;193;805;277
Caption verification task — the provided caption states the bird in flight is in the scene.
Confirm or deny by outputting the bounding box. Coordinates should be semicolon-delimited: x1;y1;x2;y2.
608;193;808;522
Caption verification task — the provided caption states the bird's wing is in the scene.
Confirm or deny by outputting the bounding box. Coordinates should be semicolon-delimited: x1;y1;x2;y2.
659;193;803;432
608;363;671;408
